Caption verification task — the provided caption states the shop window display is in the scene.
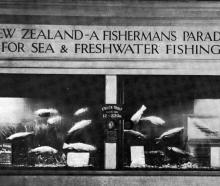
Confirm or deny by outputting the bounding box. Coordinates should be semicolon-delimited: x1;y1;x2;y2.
2;74;220;171
0;74;105;169
119;76;220;170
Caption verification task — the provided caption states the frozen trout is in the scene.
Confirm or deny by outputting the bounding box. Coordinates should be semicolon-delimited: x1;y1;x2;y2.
47;115;62;125
156;127;184;143
67;119;92;134
35;108;58;117
73;107;89;116
167;147;194;157
130;105;147;124
6;131;34;141
124;129;146;139
140;116;165;126
63;142;96;152
29;146;58;154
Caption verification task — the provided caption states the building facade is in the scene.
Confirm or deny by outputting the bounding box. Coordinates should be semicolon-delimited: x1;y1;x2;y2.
1;0;220;185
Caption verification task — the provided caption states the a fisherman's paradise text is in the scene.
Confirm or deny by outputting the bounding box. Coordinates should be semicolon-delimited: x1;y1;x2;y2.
1;24;220;59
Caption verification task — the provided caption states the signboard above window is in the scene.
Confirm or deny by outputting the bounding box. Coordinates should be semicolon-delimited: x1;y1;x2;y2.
1;24;220;60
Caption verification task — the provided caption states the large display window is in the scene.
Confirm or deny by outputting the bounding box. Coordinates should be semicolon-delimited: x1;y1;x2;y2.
119;75;220;170
2;74;220;172
0;74;105;170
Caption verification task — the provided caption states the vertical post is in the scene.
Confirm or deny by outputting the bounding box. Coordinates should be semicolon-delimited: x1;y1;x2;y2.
117;77;124;169
105;75;117;169
105;75;117;104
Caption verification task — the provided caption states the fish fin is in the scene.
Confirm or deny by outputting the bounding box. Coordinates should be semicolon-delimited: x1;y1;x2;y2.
155;138;161;144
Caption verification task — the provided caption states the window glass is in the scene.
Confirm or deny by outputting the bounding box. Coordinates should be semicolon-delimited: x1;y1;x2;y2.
119;76;220;170
0;74;104;169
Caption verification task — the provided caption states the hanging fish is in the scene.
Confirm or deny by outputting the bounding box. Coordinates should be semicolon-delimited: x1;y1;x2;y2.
67;119;92;134
6;131;34;141
35;108;58;117
167;147;194;157
124;129;146;139
156;127;184;143
63;142;96;152
73;107;89;116
29;146;58;154
130;105;147;124
47;115;62;125
140;116;165;126
194;122;218;136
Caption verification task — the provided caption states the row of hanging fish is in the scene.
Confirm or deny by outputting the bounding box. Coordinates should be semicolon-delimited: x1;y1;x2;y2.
28;143;96;155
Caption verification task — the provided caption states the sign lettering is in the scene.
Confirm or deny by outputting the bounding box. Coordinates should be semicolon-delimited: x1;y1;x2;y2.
1;24;220;59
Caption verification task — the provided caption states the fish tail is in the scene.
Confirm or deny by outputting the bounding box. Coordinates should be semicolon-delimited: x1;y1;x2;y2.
141;105;147;111
63;143;68;149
